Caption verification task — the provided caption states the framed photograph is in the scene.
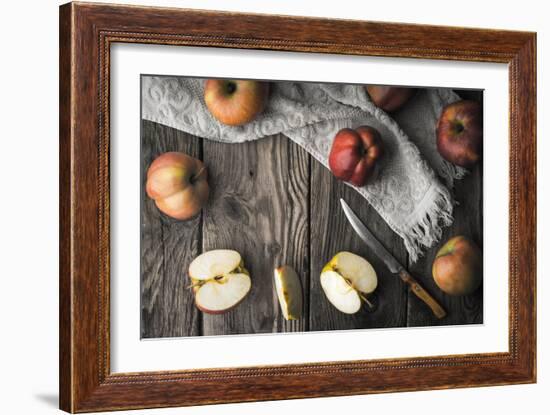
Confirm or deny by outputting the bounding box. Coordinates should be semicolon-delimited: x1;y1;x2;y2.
59;2;536;412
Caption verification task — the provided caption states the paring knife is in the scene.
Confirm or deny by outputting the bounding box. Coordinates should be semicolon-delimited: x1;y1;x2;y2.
340;199;446;319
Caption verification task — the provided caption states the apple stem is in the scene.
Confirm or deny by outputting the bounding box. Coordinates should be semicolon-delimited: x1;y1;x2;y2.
358;292;374;310
343;277;375;310
192;166;207;183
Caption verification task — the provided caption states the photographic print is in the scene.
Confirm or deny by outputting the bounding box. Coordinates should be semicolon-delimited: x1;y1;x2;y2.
140;76;483;339
59;4;536;410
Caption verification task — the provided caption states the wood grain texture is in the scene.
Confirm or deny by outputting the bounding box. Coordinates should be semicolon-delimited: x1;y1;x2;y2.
407;163;484;326
61;2;103;410
140;107;479;336
510;35;536;373
407;91;484;327
60;3;536;412
59;4;73;410
309;161;409;331
76;2;534;61
140;120;202;338
140;131;310;337
201;134;309;335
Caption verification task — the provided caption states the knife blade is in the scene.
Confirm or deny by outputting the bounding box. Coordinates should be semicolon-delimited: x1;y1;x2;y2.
340;198;403;274
340;198;446;319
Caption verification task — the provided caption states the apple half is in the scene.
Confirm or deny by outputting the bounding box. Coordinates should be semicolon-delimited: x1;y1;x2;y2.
273;266;303;320
320;252;377;314
188;250;251;314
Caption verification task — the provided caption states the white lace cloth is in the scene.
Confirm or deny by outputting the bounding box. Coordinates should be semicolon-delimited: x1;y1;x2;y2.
142;77;464;261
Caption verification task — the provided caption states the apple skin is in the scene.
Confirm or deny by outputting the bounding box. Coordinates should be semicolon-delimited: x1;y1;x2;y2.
436;100;483;168
146;152;209;220
365;86;416;112
193;280;250;315
432;236;482;296
328;126;384;186
204;79;269;126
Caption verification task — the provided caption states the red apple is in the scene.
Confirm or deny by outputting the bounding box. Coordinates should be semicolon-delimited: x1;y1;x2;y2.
204;79;269;126
432;236;482;296
436;100;483;167
365;85;416;112
328;126;384;187
146;152;209;220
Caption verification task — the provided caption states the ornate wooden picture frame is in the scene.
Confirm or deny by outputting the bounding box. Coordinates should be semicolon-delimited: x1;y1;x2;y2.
59;2;536;412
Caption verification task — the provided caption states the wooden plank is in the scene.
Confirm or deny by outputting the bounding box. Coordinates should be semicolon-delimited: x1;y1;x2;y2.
309;159;408;332
140;120;202;338
140;90;484;335
406;163;483;326
406;91;484;326
201;134;310;335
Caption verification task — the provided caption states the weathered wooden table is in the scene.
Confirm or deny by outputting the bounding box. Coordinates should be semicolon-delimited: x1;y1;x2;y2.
141;91;483;338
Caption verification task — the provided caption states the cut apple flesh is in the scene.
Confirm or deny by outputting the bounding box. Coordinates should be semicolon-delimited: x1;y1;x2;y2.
189;249;242;280
188;249;251;314
320;270;362;314
320;251;377;314
274;266;303;320
332;251;377;294
194;272;251;313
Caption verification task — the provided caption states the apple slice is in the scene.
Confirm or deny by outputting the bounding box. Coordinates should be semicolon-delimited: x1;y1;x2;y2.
274;266;303;320
189;250;241;280
188;249;251;314
194;272;251;313
320;252;377;314
320;270;362;314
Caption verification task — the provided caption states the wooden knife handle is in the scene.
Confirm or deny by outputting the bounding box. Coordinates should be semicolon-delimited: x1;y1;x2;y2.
399;269;446;319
